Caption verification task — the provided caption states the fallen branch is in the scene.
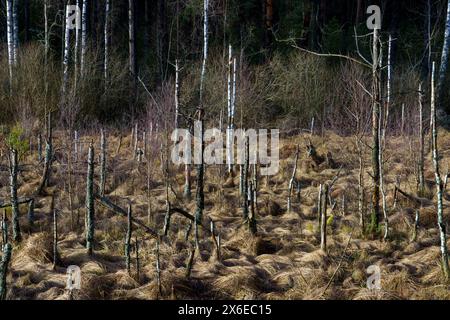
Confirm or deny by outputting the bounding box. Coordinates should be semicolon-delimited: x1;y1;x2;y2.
165;207;212;236
394;185;428;206
94;194;159;238
0;197;34;209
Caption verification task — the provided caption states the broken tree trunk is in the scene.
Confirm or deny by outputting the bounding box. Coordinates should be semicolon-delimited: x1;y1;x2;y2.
27;199;34;228
10;149;21;242
52;207;59;270
210;219;221;261
100;129;107;196
248;181;257;234
185;245;196;278
317;184;323;225
0;243;12;301
242;137;249;219
320;184;329;253
37;113;53;195
125;204;132;275
86;143;95;256
1;212;8;251
37;133;42;163
411;209;420;242
287;145;300;212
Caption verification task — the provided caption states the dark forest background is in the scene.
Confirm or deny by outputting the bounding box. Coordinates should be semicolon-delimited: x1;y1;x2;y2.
0;0;448;134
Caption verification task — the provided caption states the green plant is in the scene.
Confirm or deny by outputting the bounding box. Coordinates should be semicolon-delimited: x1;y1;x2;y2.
7;124;29;158
326;214;334;227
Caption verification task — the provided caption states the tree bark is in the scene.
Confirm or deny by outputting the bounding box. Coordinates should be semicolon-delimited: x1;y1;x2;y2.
431;61;450;281
81;0;88;76
0;243;12;301
6;0;14;89
62;4;72;95
369;28;381;236
104;0;111;89
86;142;95;256
99;129;107;196
287;145;300;212
10;149;21;242
125;204;132;275
437;0;450;115
12;0;18;64
418;83;425;195
128;0;136;118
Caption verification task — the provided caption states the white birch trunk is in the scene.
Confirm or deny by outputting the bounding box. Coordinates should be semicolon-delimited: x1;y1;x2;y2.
382;34;392;144
12;0;18;65
418;83;425;194
175;59;180;128
104;0;111;87
62;5;72;95
226;45;233;172
81;0;88;76
6;0;14;87
199;0;209;102
431;61;450;280
287;145;300;212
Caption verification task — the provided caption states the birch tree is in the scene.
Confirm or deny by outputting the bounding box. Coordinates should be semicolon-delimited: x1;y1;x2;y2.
12;0;18;64
369;28;382;236
226;45;237;173
86;143;95;256
194;0;209;248
104;0;111;88
74;0;80;85
437;0;450;116
6;0;14;88
128;0;136;116
199;0;209;102
81;0;88;76
418;83;425;195
431;61;450;281
10;149;21;242
62;4;72;95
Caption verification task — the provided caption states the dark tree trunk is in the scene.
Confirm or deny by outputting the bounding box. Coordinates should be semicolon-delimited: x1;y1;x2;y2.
24;0;30;42
421;0;432;82
156;0;168;83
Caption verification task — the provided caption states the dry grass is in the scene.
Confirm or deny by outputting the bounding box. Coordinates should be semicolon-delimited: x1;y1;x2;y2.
0;130;450;300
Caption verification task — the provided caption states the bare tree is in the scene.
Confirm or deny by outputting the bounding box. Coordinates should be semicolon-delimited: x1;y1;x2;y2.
9;149;21;242
128;0;136;117
0;243;12;300
125;204;132;275
431;61;450;281
199;0;209;101
62;4;72;95
418;83;425;195
81;0;88;76
12;0;18;64
104;0;111;88
86;143;95;256
6;0;14;89
437;0;450;116
369;28;381;236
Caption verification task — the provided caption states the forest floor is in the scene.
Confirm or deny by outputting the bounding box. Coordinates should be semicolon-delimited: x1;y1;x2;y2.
1;130;450;300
